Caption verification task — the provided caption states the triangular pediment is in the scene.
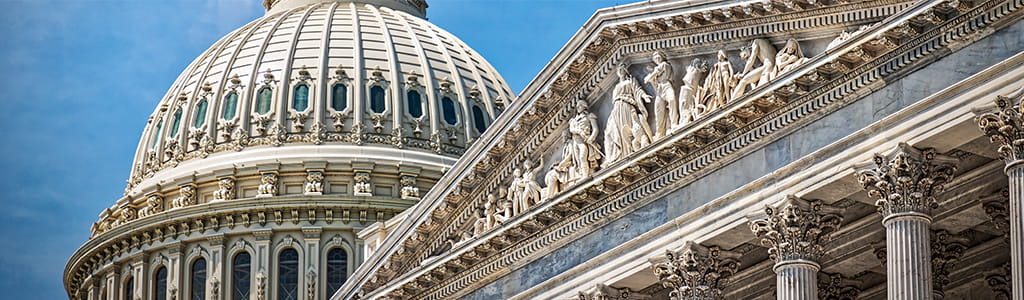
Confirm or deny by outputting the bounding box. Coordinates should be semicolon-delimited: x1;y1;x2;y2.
333;0;1012;298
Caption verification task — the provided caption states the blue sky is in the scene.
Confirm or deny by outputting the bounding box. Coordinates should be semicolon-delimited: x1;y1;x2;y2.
0;0;627;298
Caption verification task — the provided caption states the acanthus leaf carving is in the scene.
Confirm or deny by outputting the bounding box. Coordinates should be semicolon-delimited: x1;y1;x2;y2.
856;143;957;219
650;242;741;300
748;195;843;263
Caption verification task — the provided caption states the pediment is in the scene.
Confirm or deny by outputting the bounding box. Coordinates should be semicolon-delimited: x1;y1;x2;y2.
333;0;1010;298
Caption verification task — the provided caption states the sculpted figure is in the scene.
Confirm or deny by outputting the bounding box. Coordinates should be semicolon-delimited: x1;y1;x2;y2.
678;58;707;124
605;65;653;166
506;169;524;215
731;39;777;99
519;159;544;208
491;193;511;223
827;25;871;50
472;206;489;236
544;132;571;200
772;38;809;77
699;50;737;112
565;100;603;182
644;50;677;138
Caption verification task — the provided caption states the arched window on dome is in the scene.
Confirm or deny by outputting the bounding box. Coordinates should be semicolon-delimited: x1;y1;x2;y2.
222;92;239;120
255;87;273;115
331;84;348;111
325;247;348;295
169;108;183;138
369;86;386;114
123;275;134;300
472;105;488;134
193;99;209;128
441;96;458;125
150;119;164;150
191;257;207;300
154;266;168;300
232;252;251;300
406;90;424;118
292;84;309;112
278;249;299;300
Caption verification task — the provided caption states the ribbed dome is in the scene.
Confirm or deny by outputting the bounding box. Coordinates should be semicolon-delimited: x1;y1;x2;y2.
125;0;514;195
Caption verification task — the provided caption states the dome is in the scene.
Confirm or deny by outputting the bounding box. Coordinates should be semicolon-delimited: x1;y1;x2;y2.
124;0;514;196
67;1;512;298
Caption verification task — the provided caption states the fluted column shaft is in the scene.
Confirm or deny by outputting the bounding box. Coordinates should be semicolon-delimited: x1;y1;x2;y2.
1007;164;1024;300
774;260;819;300
885;214;933;300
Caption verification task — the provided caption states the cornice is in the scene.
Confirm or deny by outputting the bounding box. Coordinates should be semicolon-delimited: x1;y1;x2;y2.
63;195;411;299
344;0;1024;298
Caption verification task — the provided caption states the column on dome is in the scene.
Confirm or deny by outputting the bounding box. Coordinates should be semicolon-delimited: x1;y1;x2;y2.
253;229;273;298
130;256;145;300
104;268;120;300
748;195;843;300
857;143;958;300
168;243;184;300
302;227;323;300
975;84;1024;300
649;241;742;300
207;234;225;300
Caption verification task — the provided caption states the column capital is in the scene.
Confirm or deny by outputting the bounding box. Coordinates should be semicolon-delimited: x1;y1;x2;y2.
974;85;1024;167
649;241;741;300
748;195;843;265
856;143;958;221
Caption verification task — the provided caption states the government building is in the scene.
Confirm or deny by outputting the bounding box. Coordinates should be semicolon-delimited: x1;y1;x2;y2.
64;0;1024;299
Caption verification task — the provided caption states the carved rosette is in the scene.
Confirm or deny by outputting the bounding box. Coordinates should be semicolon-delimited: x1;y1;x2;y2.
304;171;324;195
818;272;861;300
749;196;843;265
650;242;741;300
354;172;372;196
974;85;1024;164
983;189;1010;243
257;173;278;197
400;175;420;199
212;177;235;202
986;263;1011;300
856;143;957;220
931;230;968;295
171;185;196;209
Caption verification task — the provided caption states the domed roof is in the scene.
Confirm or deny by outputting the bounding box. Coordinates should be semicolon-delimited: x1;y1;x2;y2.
126;0;514;195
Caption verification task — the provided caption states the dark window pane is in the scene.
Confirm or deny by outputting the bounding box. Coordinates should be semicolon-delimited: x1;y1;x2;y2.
255;88;273;114
170;109;183;138
441;97;457;125
124;276;133;300
292;84;309;111
192;258;207;300
331;84;347;111
406;90;423;118
369;86;386;113
233;252;251;300
151;121;163;149
472;105;487;133
194;100;208;128
154;266;168;300
326;248;348;295
222;93;238;120
278;249;299;300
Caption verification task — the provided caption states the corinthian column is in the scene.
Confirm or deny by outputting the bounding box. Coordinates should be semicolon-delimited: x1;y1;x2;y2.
749;196;843;300
976;85;1024;300
649;241;742;300
857;143;958;300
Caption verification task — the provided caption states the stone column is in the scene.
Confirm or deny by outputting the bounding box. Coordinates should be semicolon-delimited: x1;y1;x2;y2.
749;196;843;300
975;84;1024;300
130;256;145;300
167;243;184;300
104;268;120;300
857;143;958;300
649;241;741;300
253;229;273;300
206;234;225;300
302;227;323;300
